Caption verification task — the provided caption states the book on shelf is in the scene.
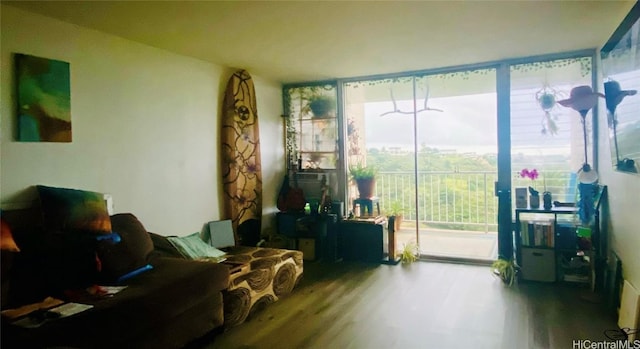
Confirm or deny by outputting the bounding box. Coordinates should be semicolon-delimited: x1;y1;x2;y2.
520;219;554;248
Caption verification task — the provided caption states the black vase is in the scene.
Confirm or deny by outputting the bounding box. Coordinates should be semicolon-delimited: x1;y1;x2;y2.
543;192;552;210
529;195;540;208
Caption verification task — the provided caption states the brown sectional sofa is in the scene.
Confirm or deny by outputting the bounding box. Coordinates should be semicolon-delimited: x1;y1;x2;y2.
1;185;305;348
1;211;230;349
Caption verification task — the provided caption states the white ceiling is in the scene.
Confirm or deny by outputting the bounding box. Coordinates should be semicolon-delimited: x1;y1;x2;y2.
4;1;636;84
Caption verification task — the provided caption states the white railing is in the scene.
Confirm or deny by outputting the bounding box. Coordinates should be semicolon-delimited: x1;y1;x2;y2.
372;170;575;233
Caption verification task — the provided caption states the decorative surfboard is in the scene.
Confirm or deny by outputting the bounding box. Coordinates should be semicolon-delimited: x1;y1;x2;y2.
221;70;262;246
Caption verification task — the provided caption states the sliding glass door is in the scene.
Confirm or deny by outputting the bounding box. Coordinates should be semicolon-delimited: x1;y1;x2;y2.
343;68;499;261
344;78;419;241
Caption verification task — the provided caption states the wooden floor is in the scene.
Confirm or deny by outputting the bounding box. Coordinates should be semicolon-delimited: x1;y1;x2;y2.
197;260;619;349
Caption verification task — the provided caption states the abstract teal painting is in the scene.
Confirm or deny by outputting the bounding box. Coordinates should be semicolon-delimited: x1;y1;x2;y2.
16;54;71;142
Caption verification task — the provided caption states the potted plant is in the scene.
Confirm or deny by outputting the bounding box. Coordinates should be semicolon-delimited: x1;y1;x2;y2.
349;163;377;199
491;258;518;286
307;95;336;118
400;241;419;264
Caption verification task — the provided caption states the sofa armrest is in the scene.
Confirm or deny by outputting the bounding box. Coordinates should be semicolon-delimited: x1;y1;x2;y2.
148;232;184;259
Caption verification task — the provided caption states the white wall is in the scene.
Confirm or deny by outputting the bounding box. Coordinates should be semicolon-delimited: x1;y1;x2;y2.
596;62;640;288
1;5;284;236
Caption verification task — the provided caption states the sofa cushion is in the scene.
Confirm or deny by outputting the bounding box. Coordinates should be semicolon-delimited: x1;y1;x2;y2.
36;185;111;235
97;214;154;283
167;232;226;260
6;187;118;301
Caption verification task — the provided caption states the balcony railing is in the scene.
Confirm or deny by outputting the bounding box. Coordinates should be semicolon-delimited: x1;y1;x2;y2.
368;170;575;233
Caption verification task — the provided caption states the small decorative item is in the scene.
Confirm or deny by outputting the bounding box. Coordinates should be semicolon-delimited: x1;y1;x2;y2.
535;85;560;135
529;187;540;208
515;187;528;208
543;191;552;210
519;168;540;208
520;168;539;181
16;53;71;142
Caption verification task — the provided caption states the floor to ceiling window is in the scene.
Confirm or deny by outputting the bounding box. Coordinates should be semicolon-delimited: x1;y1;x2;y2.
282;50;596;264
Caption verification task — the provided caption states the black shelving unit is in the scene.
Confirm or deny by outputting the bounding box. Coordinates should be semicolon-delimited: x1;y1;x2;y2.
515;207;579;283
514;185;607;287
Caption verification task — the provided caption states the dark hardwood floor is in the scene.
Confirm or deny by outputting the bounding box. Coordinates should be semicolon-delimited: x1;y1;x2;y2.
201;260;619;349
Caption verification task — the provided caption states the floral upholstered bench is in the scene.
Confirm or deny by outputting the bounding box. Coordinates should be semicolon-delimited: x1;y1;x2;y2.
220;246;303;327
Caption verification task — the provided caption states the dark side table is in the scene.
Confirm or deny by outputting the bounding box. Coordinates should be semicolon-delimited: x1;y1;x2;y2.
339;218;398;264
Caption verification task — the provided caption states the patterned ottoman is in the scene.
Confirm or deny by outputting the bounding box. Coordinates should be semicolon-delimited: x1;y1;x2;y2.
221;246;304;327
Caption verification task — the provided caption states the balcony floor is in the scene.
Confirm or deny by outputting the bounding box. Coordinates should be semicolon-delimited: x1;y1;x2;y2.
395;227;498;261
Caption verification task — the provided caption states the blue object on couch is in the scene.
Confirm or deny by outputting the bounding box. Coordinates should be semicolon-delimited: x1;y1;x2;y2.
116;264;153;283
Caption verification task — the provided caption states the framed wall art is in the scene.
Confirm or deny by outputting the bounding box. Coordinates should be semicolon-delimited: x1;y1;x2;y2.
15;53;71;142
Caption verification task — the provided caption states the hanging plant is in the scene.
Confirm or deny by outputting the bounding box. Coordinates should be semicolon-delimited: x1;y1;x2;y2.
307;95;336;118
343;69;491;88
535;85;561;136
284;114;298;163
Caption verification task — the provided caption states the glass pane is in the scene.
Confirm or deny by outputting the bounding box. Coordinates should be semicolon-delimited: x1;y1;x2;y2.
344;78;415;209
344;77;418;237
284;84;339;213
414;70;498;260
510;57;593;206
284;85;338;170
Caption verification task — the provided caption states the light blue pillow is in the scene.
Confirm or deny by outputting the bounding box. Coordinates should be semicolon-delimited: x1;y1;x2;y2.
167;232;226;260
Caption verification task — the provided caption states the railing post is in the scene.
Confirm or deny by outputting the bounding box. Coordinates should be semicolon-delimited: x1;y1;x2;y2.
484;172;489;233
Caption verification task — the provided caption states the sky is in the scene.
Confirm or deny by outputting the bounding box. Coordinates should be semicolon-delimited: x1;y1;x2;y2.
364;93;495;154
359;89;593;158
